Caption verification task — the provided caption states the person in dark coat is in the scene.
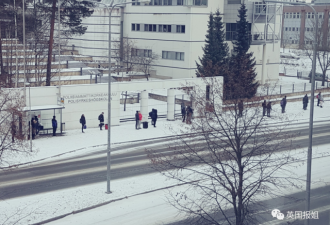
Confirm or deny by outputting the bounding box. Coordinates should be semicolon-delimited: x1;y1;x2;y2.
262;100;267;116
181;105;186;122
317;92;321;106
80;114;86;133
238;100;243;117
135;111;139;130
11;120;16;143
52;116;57;136
267;102;272;117
151;109;158;127
31;118;37;139
281;96;287;113
186;106;193;124
303;94;309;110
98;112;104;130
34;116;39;135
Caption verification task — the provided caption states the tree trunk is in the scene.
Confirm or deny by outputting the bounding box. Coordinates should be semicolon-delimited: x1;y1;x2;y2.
46;0;57;86
322;71;325;86
0;22;4;78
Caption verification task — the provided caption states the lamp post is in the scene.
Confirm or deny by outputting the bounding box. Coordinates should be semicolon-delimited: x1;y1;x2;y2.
76;0;150;194
265;1;318;224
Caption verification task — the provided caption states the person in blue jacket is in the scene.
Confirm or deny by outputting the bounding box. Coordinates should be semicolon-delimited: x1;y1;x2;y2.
52;116;57;136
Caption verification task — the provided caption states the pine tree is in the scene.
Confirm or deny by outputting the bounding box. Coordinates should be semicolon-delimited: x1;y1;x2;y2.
196;9;229;77
229;3;259;99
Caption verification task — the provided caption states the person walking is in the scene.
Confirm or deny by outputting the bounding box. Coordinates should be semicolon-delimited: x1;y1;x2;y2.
319;94;324;108
238;100;243;117
52;116;57;136
80;114;86;133
181;105;186;122
186;106;193;124
303;94;309;110
98;112;104;130
135;111;139;130
151;109;158;127
262;100;267;116
138;111;142;129
281;96;287;113
317;92;321;106
267;102;272;117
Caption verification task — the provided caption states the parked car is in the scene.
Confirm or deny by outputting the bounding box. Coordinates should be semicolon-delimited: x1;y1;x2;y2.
280;52;300;60
308;72;329;81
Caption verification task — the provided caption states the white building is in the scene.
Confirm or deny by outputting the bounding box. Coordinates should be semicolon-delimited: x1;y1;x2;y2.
67;0;282;83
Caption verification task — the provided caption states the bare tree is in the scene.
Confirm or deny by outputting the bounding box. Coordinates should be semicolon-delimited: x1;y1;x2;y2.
147;63;301;225
304;17;330;86
135;48;158;81
113;37;138;76
0;88;30;168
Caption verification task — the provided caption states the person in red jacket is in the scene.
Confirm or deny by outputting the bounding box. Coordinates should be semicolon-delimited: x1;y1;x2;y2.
138;111;142;129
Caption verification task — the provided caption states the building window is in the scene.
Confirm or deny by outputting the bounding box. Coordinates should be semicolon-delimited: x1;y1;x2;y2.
293;13;296;18
297;12;300;18
290;13;292;18
297;27;299;31
144;24;156;32
307;27;310;31
228;0;241;3
292;40;294;44
132;24;135;31
162;51;184;61
176;25;185;33
307;12;311;19
226;23;251;40
137;24;140;31
159;25;171;32
177;0;183;5
289;27;291;31
132;48;152;57
310;27;313;32
285;27;288;31
163;0;172;5
292;27;295;31
154;0;162;5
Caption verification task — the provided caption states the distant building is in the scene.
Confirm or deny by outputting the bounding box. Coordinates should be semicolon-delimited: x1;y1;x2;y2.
68;0;282;83
282;4;330;49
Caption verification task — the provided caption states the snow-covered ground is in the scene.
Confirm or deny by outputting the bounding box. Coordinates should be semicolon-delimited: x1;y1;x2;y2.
1;74;330;225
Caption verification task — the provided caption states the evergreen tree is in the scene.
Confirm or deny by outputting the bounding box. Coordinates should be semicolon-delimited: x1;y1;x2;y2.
196;9;229;77
229;3;259;99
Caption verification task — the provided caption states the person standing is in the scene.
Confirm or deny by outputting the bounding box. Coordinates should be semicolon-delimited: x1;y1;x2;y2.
281;96;287;113
262;100;267;116
267;102;272;117
317;92;321;106
34;116;39;135
52;116;57;136
98;112;104;130
135;111;139;130
238;100;243;117
80;114;86;133
181;105;186;122
303;94;309;110
31;117;36;139
138;111;142;129
11;120;16;143
319;94;324;108
151;109;157;127
186;106;193;124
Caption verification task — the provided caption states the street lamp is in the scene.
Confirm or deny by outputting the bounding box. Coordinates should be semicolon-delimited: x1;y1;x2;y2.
265;1;318;225
76;0;150;194
25;82;32;152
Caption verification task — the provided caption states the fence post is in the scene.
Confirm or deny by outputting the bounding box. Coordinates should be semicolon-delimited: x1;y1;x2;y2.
292;84;294;93
66;60;69;68
137;93;140;103
304;83;306;92
80;67;83;75
280;85;281;94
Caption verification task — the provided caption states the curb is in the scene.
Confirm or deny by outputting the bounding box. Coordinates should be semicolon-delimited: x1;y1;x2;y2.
30;180;198;225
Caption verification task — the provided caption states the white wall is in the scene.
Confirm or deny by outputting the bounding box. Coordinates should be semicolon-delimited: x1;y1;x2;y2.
25;77;221;130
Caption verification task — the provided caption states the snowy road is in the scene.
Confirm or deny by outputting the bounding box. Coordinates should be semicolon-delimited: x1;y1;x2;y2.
0;120;330;201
